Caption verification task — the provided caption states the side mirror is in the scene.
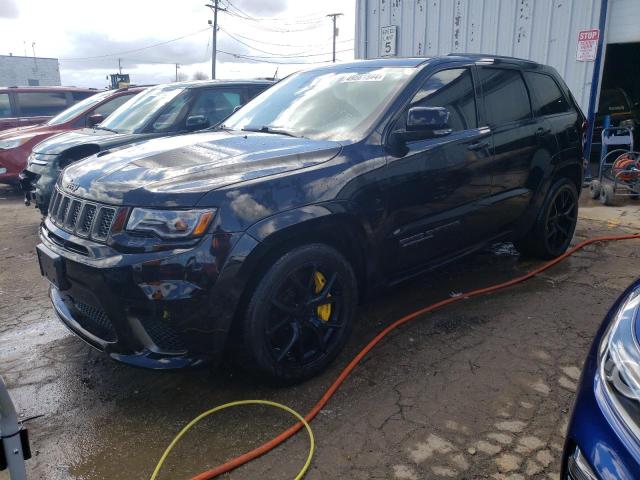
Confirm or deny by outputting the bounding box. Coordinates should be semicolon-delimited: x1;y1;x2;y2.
185;115;210;131
406;106;452;135
87;113;104;127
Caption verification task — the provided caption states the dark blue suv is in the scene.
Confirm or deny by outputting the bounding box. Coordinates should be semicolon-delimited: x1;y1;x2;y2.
37;56;586;383
562;279;640;479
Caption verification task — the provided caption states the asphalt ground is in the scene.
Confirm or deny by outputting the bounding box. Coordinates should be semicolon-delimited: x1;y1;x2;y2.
1;184;639;480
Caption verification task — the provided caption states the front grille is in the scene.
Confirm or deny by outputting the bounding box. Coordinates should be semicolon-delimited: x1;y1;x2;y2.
48;187;117;243
140;318;187;352
74;302;117;342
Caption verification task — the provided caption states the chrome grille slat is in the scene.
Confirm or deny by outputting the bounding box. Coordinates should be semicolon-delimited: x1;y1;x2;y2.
58;196;70;224
65;200;82;230
49;190;61;220
47;187;117;243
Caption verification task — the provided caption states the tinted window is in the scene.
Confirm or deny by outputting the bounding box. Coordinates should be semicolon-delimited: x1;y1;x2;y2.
524;72;570;116
93;93;136;117
248;85;268;99
408;68;477;131
478;68;532;125
0;94;11;118
16;92;68;117
190;89;242;126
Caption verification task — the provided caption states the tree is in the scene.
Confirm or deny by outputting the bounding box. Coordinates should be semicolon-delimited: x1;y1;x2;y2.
192;71;209;80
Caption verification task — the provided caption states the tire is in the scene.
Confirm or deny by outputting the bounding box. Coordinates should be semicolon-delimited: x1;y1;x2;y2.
589;180;601;199
599;184;615;206
238;243;357;385
514;178;579;260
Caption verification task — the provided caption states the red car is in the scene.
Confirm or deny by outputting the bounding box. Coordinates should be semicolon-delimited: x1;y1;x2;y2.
0;86;98;131
0;86;145;185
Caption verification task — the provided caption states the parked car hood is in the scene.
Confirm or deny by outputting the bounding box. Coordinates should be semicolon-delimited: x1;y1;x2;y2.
32;128;152;156
60;131;341;207
0;123;60;140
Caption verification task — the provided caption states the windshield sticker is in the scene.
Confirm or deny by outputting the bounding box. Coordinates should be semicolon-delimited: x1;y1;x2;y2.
342;72;386;82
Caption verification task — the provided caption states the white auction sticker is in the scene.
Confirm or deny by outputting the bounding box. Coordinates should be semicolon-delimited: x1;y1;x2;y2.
342;72;386;82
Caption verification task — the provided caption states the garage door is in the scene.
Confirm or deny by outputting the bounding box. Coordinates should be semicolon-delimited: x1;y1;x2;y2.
607;0;640;44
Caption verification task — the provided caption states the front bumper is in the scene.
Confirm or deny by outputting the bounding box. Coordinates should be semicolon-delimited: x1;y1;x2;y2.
562;350;640;479
40;218;256;369
20;153;59;211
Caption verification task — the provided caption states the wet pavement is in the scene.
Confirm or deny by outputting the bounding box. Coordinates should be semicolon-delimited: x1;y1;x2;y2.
1;184;639;480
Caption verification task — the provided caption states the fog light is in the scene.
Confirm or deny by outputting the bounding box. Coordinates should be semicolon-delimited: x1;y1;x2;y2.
566;446;598;480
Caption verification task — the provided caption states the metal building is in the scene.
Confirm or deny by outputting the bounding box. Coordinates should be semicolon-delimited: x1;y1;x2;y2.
355;0;640;156
0;55;61;87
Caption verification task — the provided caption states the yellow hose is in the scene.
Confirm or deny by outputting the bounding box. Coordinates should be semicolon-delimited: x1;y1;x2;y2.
149;399;315;480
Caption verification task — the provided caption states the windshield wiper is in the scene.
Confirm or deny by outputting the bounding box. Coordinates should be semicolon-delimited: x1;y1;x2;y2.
94;125;118;134
242;125;300;138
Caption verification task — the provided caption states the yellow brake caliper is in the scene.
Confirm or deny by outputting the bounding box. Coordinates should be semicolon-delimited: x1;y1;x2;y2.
313;271;332;322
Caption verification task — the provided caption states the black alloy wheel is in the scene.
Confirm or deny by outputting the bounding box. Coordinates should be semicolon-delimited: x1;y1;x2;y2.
544;186;578;253
239;244;357;384
514;178;579;259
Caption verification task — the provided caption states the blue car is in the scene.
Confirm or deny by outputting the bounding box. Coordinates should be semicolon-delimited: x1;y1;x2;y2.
563;278;640;479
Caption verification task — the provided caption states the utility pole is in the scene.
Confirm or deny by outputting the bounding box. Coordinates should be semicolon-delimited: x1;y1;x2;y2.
205;0;225;79
175;63;180;82
118;58;122;75
327;13;343;63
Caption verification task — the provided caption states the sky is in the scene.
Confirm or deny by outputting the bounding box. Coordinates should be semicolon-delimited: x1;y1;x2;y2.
0;0;356;88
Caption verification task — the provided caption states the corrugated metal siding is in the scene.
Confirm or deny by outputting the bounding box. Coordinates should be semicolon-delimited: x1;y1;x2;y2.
355;0;604;113
606;0;640;43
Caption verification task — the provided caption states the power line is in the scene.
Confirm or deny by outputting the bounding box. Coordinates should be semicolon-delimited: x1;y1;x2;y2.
59;28;210;61
221;9;326;33
227;30;353;48
220;27;322;57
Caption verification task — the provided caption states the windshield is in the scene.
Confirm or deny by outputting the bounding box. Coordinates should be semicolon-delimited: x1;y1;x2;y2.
46;90;107;126
100;84;186;133
222;67;416;141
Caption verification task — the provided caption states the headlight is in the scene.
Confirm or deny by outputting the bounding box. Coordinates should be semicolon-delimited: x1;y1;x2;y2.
599;287;640;430
126;208;215;239
0;135;34;150
619;119;635;129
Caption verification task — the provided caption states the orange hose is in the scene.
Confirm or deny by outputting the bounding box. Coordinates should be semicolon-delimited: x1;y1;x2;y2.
191;233;640;480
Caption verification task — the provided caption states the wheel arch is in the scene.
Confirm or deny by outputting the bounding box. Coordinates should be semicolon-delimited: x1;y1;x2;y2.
59;144;101;168
242;207;372;302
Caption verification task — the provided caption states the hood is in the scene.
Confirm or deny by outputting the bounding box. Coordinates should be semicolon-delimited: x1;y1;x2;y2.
61;131;341;207
0;123;58;140
32;128;150;155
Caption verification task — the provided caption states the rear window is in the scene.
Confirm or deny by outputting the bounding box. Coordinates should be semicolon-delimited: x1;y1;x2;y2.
72;91;96;102
0;93;12;118
16;92;68;117
524;72;570;116
478;68;532;126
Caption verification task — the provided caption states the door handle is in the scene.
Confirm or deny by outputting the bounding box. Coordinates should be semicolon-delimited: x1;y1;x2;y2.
467;141;489;151
536;127;551;136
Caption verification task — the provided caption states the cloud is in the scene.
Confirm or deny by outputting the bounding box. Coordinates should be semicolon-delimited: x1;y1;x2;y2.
58;30;254;71
232;0;288;16
0;0;18;18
